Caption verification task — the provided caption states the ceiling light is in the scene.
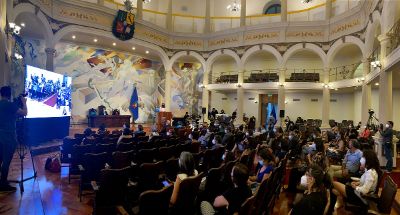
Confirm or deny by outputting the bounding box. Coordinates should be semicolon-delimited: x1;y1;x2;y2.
132;47;136;50
72;35;76;39
93;38;98;42
20;23;25;27
14;53;23;59
227;0;241;12
375;83;379;86
301;0;313;3
145;50;149;54
334;88;338;91
113;42;116;46
143;0;151;3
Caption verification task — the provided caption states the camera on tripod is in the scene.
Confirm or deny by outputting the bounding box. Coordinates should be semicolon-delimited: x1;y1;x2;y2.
368;109;374;116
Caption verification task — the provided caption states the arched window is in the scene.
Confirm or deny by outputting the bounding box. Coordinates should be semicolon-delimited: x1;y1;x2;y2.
264;4;281;14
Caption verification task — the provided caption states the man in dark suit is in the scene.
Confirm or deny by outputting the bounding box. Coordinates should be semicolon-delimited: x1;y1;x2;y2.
379;121;394;173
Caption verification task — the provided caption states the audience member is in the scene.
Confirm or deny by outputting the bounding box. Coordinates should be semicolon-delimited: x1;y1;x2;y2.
117;128;133;144
328;139;362;180
249;148;275;183
379;121;394;173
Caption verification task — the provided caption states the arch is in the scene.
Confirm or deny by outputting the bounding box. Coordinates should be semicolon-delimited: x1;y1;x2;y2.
241;45;282;66
206;49;241;70
168;51;206;72
282;43;327;67
10;3;54;47
327;36;366;65
53;25;169;69
262;0;281;14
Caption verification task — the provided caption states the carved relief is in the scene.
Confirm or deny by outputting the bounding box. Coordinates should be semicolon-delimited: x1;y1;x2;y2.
286;31;324;38
330;19;361;36
174;40;203;49
135;28;169;46
56;7;112;27
208;36;240;48
244;32;279;42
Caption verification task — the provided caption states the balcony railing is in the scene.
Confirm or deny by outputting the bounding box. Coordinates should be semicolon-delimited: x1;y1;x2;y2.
211;17;240;32
210;71;239;84
246;14;280;26
143;9;167;29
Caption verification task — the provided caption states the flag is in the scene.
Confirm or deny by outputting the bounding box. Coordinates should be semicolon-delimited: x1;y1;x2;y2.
271;105;277;124
129;86;139;121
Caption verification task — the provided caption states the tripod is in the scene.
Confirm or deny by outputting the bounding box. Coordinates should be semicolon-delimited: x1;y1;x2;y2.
8;118;37;193
367;113;380;131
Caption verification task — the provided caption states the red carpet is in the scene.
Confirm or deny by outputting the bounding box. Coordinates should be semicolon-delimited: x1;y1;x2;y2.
43;94;57;107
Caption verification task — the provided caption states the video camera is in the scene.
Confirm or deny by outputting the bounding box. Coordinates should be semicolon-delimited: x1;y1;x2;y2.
368;109;374;116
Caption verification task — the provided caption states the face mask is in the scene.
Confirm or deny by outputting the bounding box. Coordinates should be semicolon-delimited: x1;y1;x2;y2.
222;154;226;161
258;160;264;166
246;132;249;136
212;139;216;144
386;124;390;128
300;175;308;187
188;134;193;139
289;135;293;140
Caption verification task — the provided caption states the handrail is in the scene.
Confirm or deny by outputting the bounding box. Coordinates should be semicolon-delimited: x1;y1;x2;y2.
387;18;400;55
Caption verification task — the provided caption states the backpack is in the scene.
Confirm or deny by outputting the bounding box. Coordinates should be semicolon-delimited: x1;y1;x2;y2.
45;154;61;173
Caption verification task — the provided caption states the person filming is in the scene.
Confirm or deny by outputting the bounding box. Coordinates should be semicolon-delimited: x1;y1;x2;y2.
379;121;394;173
0;86;28;192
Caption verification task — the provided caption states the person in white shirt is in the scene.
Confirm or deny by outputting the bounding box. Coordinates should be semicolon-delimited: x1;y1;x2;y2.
331;149;382;207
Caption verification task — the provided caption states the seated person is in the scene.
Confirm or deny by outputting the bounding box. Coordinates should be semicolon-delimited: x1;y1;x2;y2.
249;148;275;184
170;152;198;206
328;139;362;180
331;150;381;207
148;125;160;141
117;128;133;144
289;164;328;215
210;135;223;149
133;124;145;136
97;124;108;136
200;163;252;215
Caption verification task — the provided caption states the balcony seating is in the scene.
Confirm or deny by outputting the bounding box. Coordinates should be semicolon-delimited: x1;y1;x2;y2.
285;72;320;82
244;72;279;83
216;74;238;83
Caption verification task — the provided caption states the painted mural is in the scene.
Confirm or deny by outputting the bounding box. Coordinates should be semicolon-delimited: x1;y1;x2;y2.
54;43;165;124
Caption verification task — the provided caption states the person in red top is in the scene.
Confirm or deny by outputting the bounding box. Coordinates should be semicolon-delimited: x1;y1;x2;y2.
359;125;371;139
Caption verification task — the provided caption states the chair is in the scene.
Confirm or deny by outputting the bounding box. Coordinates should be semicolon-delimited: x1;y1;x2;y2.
239;195;255;215
92;166;132;215
136;185;174;215
221;160;237;190
69;144;94;184
116;143;135;152
79;152;110;201
158;146;175;161
192;151;203;169
137;148;157;164
171;172;205;215
202;165;225;202
165;158;179;181
138;161;164;192
96;143;116;155
60;136;79;164
112;150;135;169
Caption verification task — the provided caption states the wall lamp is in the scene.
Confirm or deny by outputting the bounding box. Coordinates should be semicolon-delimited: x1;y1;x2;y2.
236;83;242;88
8;22;22;35
323;84;330;89
278;82;285;87
199;84;206;89
371;60;381;68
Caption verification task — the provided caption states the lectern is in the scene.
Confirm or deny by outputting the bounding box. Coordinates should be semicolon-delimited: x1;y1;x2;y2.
156;112;173;131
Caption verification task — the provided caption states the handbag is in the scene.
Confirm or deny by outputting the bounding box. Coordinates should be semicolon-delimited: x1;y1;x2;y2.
45;153;61;173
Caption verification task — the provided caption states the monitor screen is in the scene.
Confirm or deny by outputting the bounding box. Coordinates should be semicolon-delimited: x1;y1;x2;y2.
25;65;72;118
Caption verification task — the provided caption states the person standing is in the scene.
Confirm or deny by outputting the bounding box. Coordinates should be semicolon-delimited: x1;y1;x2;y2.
380;121;394;173
0;86;28;192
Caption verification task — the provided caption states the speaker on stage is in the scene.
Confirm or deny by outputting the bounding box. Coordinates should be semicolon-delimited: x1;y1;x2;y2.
279;110;285;118
202;107;207;114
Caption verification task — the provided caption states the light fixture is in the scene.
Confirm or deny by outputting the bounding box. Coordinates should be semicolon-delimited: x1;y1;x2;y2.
278;82;285;87
112;42;116;46
301;0;313;3
375;83;379;86
371;60;381;68
334;88;338;91
236;83;242;88
20;23;25;27
360;77;365;81
132;47;136;50
8;22;22;35
323;84;329;88
145;50;149;54
254;100;258;104
285;100;288;104
14;53;23;60
143;0;151;3
93;38;98;42
72;35;76;39
199;84;205;89
227;0;241;12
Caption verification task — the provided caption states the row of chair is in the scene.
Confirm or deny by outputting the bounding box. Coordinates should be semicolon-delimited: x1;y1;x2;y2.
285;72;320;82
244;72;279;83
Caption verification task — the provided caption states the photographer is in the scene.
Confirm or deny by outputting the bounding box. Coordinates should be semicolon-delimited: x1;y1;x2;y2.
0;86;27;192
379;121;394;173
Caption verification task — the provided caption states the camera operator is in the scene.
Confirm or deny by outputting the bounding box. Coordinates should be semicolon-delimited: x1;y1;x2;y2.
0;86;27;192
379;121;394;173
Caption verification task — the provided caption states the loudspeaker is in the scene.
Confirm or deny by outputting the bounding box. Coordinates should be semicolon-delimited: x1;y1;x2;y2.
279;110;285;118
202;107;207;114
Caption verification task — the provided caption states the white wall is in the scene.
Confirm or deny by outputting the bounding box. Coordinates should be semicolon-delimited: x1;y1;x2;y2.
393;89;400;130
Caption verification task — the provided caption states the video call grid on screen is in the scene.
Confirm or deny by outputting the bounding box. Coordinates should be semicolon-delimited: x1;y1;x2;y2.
25;65;72;118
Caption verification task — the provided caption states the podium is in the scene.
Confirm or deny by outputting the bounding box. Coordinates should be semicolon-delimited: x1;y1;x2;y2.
156;112;173;131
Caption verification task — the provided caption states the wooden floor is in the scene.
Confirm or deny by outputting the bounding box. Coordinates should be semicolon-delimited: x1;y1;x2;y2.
1;150;400;215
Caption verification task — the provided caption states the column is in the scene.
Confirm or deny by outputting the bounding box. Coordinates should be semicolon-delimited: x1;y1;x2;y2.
240;0;246;27
361;59;372;126
136;0;143;20
378;34;390;66
45;48;56;71
321;68;330;128
98;0;104;6
379;70;393;123
236;70;244;125
166;0;173;31
281;0;287;22
277;68;286;127
204;0;211;33
201;68;210;122
325;0;332;20
0;30;8;86
165;70;172;111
